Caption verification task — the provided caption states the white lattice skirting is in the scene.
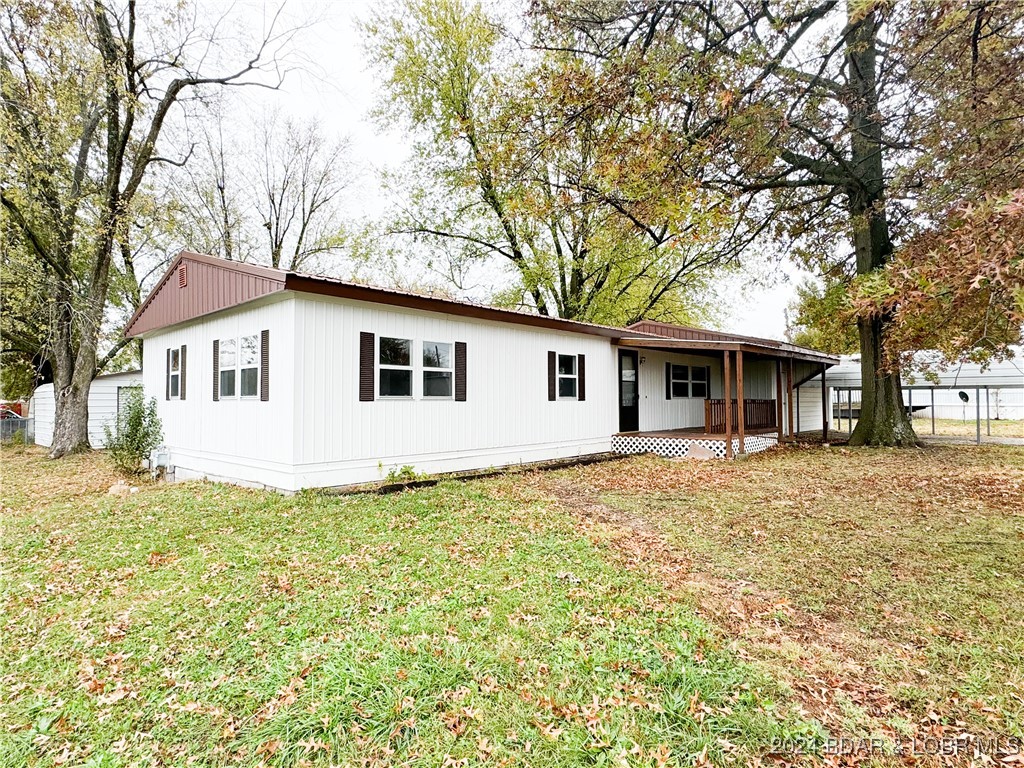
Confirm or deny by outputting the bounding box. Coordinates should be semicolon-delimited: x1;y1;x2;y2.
611;434;779;459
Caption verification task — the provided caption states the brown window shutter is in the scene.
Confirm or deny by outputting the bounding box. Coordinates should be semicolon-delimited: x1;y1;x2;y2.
359;332;375;401
180;345;187;400
165;348;171;400
212;339;220;401
260;329;270;401
578;354;586;401
665;362;672;399
547;351;556;401
454;341;467;401
706;366;711;399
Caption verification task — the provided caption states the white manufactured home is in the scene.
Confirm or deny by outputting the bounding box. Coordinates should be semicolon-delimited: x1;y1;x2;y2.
124;251;837;491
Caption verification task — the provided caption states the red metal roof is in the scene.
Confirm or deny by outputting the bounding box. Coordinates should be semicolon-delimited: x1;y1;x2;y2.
125;251;655;340
624;320;838;364
124;251;836;365
125;252;286;337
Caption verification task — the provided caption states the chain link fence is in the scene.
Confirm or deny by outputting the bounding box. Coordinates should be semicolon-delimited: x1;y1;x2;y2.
1;417;34;444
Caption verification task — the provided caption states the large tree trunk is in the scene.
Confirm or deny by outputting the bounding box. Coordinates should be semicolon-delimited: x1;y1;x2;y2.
49;378;92;456
845;2;917;447
854;316;917;446
47;262;93;457
49;221;116;457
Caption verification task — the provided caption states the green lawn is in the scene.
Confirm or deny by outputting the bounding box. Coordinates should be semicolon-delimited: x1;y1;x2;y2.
0;447;812;768
534;445;1024;747
5;443;1022;766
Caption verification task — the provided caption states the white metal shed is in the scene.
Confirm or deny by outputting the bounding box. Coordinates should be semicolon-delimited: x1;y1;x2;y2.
31;370;143;449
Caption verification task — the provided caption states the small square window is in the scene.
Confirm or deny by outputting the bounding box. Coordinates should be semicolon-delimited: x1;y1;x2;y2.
380;368;412;397
691;381;708;398
558;355;576;376
170;349;180;373
423;341;451;369
671;381;688;398
380;337;411;366
423;371;452;397
558;376;578;398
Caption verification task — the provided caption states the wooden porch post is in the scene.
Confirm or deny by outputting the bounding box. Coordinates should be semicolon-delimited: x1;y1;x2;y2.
786;358;795;440
736;349;745;455
723;349;733;459
775;359;784;442
821;363;829;443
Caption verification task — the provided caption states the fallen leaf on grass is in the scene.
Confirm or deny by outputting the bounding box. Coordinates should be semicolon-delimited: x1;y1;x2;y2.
255;739;282;757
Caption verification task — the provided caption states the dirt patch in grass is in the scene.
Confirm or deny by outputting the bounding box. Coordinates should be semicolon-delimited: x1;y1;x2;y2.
526;444;1024;758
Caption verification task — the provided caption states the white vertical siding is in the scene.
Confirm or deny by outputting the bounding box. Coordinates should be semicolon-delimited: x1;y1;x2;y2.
795;383;824;433
290;294;617;488
636;351;781;433
135;288;842;489
30;386;53;446
790;361;825;434
31;371;143;448
731;357;777;400
910;388;1023;421
635;350;722;432
142;295;297;490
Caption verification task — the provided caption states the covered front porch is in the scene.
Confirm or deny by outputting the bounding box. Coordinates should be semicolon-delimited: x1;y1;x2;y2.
611;321;838;459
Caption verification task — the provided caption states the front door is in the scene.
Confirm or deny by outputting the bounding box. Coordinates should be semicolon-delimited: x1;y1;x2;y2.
618;350;639;432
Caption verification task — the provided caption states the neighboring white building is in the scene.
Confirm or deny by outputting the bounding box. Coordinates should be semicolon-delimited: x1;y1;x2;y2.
123;251;838;491
31;370;143;449
811;353;1024;422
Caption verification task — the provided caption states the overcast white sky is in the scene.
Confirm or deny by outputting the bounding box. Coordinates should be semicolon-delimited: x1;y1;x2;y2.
221;0;815;339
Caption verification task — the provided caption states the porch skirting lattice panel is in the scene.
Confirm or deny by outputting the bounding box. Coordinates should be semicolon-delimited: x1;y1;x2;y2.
612;433;779;459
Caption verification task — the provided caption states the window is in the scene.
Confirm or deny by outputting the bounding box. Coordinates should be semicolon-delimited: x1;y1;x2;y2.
670;364;688;398
669;364;709;399
219;338;237;398
379;337;412;397
169;348;181;398
215;332;267;402
690;366;708;398
422;341;452;398
240;334;259;397
558;354;578;399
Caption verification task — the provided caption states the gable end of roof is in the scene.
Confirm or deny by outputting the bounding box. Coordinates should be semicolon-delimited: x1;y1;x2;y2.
125;251;287;338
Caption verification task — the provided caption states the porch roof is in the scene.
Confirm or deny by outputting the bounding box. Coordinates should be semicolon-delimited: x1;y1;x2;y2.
616;336;839;365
